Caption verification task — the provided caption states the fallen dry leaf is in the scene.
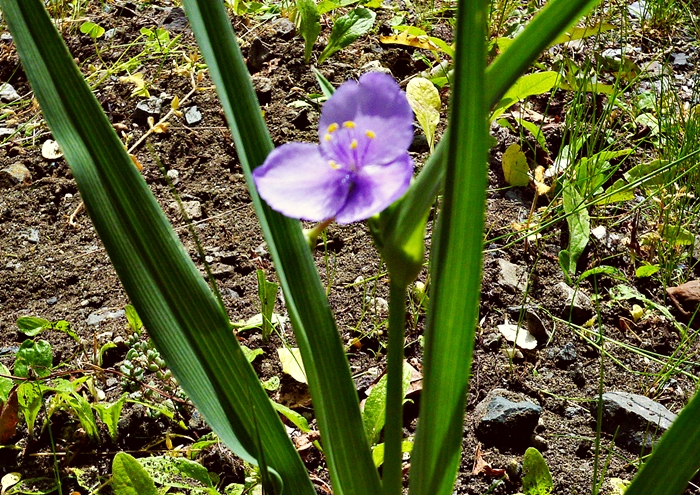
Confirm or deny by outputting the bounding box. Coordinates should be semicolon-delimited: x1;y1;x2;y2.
472;443;507;477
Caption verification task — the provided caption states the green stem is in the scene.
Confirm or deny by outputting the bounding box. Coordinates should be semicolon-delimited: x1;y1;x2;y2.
383;281;407;495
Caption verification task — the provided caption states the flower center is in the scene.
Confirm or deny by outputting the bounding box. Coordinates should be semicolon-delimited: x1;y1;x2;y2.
323;121;376;171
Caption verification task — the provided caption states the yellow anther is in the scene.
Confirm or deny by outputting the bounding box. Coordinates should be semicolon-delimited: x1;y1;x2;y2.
324;134;332;141
343;121;356;129
327;123;339;133
365;130;376;139
329;160;341;169
350;139;358;149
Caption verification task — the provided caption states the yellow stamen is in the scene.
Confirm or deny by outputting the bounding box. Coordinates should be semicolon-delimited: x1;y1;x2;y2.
327;123;339;133
324;134;332;141
343;121;356;129
329;160;341;169
365;130;376;139
350;139;358;149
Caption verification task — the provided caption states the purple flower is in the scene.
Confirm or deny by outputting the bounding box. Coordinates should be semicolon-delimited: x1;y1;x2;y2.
252;72;414;225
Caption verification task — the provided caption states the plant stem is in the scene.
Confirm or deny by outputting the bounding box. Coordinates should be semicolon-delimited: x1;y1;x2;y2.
383;280;407;495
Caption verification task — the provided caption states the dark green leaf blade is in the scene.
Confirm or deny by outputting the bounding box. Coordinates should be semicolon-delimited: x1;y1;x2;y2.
408;1;489;494
0;1;311;492
180;0;381;493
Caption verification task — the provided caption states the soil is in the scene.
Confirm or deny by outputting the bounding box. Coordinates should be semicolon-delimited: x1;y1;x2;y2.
0;1;699;494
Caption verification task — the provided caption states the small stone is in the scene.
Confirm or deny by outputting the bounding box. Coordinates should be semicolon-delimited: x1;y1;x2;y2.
0;33;12;43
104;28;117;40
556;342;577;368
184;106;202;126
166;169;180;185
171;200;202;220
0;346;20;355
506;305;549;340
598;391;676;452
672;53;688;66
483;332;501;350
554;282;592;322
25;228;40;244
475;389;542;448
361;60;392;75
531;434;548;451
497;259;529;293
247;38;269;74
254;243;267;256
366;297;389;315
271;18;295;39
87;308;126;326
0;128;15;139
252;76;273;105
409;133;429;152
0;162;31;187
133;97;163;125
46;296;58;305
565;405;586;419
161;7;189;32
0;82;20;102
505;459;521;481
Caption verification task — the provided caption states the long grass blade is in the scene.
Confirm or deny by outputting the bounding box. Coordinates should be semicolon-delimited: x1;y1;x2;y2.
408;0;489;493
0;1;314;493
180;1;381;493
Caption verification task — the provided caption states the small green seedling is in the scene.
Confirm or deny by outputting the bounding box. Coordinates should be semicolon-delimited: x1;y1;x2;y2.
16;316;79;343
406;77;441;152
80;21;105;39
318;7;376;64
520;447;553;495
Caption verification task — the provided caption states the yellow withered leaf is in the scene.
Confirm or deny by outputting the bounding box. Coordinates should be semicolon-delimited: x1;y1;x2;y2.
502;143;529;187
406;77;440;151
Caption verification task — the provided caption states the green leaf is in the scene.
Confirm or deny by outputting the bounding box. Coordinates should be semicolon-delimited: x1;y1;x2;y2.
15;317;50;337
112;453;158;495
561;184;590;276
181;0;381;491
549;22;615;46
636;264;660;278
492;71;558;119
522;447;553;495
362;363;412;446
0;0;312;492
318;7;376;64
577;265;626;282
517;119;548;153
296;0;321;63
232;313;288;332
271;401;310;433
138;456;213;488
5;478;57;495
278;348;307;384
16;382;43;436
79;21;105;39
313;67;335;98
69;392;99;442
14;340;52;379
125;304;143;334
408;1;488;494
371;440;413;468
94;394;127;442
502;143;530;187
406;77;441;151
256;269;279;342
241;345;264;363
0;364;12;403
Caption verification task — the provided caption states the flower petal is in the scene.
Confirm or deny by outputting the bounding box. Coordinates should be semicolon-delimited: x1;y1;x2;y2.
253;143;349;221
319;73;414;152
334;152;413;224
